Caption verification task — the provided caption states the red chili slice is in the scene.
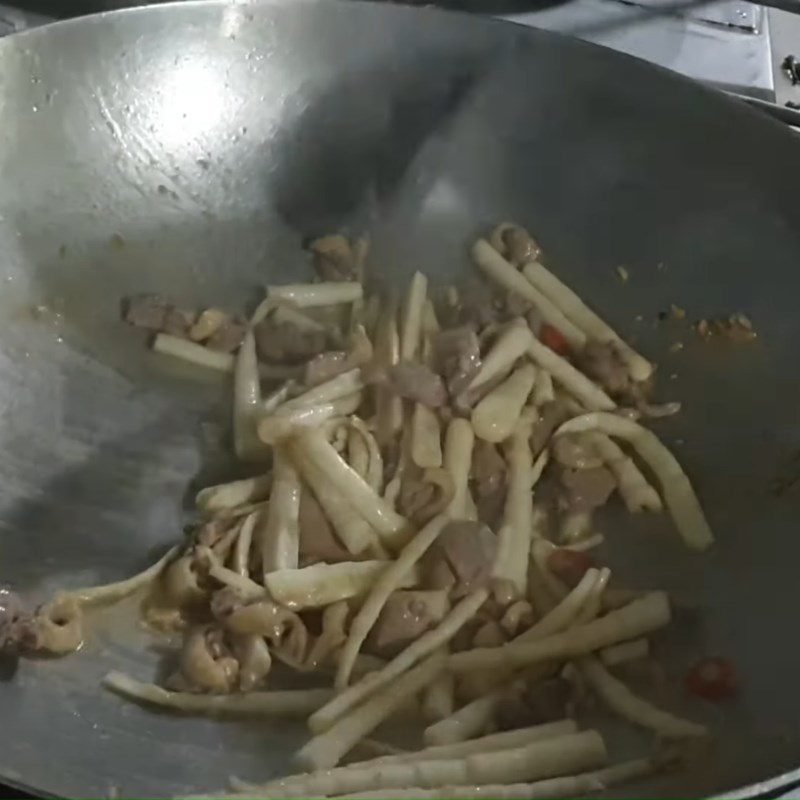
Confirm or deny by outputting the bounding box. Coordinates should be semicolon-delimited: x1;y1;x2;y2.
546;548;595;589
685;657;739;701
538;324;571;357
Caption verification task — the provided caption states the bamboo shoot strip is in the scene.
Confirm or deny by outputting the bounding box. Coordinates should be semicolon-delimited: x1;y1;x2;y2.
578;656;707;738
557;413;713;550
335;513;450;690
265;560;420;610
449;592;671;673
68;546;179;607
472;240;586;349
267;282;363;307
260;730;603;799
297;654;446;771
423;692;501;746
103;672;331;717
328;754;662;800
152;333;300;380
294;427;410;549
196;475;271;514
310;589;488;732
521;261;653;382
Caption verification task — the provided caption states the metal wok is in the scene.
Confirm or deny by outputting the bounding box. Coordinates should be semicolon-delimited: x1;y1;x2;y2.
0;1;799;796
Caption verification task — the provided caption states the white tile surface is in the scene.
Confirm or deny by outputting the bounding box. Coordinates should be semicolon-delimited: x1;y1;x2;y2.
769;8;800;105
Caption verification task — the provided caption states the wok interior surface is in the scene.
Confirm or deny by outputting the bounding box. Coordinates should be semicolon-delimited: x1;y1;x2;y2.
0;1;799;796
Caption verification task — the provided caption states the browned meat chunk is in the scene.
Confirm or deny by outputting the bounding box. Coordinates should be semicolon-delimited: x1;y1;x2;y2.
575;340;631;398
205;319;246;353
309;235;359;282
124;294;171;331
421;520;497;596
458;282;504;329
433;327;482;397
254;319;328;364
367;590;449;657
696;313;756;342
398;468;453;527
124;295;194;337
547;548;595;589
0;587;35;652
162;307;194;337
559;465;616;512
387;362;447;408
490;223;542;267
298;489;353;565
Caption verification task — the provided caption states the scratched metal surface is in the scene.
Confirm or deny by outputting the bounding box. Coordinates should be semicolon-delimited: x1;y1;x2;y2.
0;2;799;796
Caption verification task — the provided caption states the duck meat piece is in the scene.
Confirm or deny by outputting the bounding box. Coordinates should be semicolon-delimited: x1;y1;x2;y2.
490;223;542;266
309;235;359;282
456;281;503;329
547;548;596;589
0;587;35;652
298;489;353;565
421;520;497;596
387;362;447;408
254;318;328;364
123;294;172;331
575;340;631;398
124;294;195;337
162;306;195;338
206;318;247;353
433;327;481;396
367;590;449;657
559;465;616;512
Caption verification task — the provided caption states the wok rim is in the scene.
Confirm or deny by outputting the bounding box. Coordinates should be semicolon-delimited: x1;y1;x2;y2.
0;1;797;797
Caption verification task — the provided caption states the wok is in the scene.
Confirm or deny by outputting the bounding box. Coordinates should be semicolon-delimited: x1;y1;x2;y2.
0;1;799;796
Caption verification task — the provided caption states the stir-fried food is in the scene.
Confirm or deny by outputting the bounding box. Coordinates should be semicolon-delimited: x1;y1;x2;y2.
3;224;725;798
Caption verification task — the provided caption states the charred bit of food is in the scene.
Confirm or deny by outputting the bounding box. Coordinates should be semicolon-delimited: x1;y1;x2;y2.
695;313;757;343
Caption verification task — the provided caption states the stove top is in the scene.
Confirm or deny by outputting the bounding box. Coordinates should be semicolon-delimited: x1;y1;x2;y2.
0;0;778;101
506;0;775;99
